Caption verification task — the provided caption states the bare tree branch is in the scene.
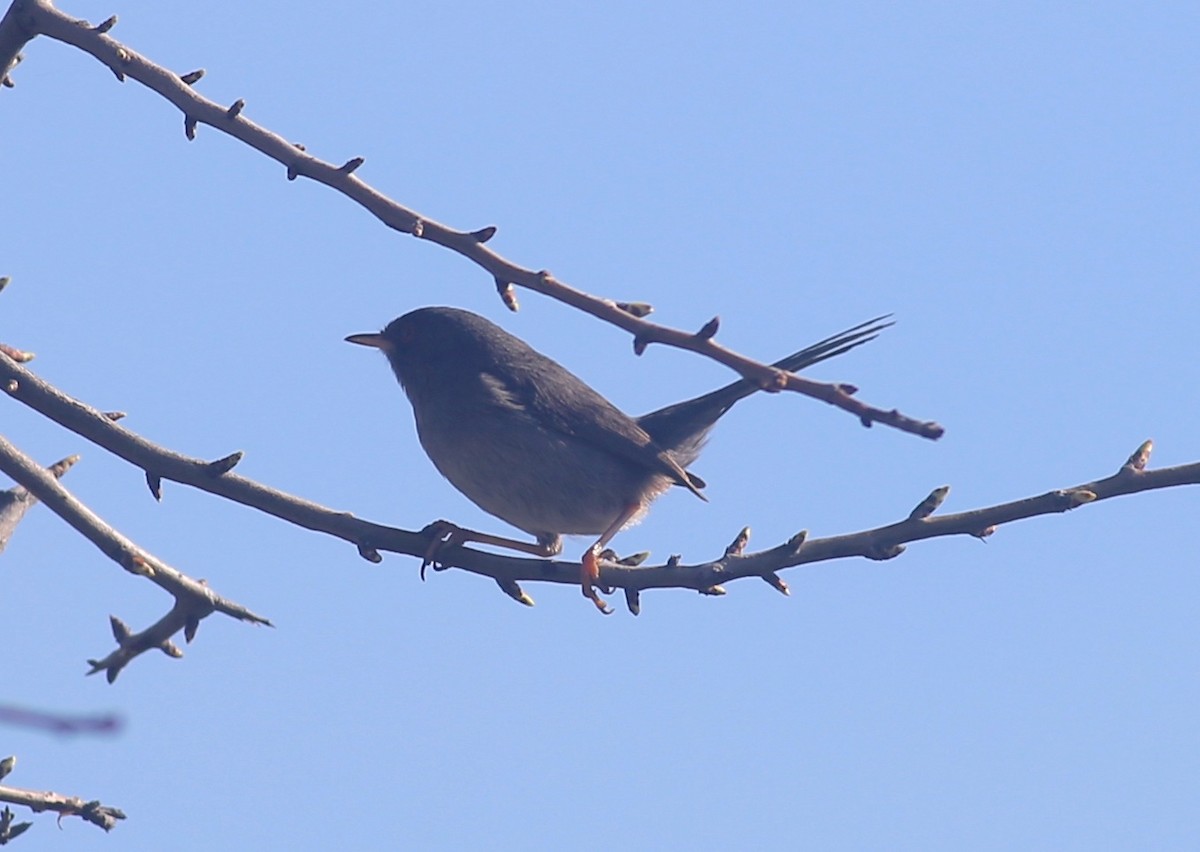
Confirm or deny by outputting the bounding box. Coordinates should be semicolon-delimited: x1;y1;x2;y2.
0;430;271;681
439;440;1199;614
0;346;429;551
0;1;30;88
0;757;124;834
0;0;941;440
599;440;1198;597
0;452;78;554
0;705;120;736
2;350;1194;613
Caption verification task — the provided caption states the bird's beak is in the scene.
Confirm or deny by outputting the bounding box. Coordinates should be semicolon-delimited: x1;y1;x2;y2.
345;332;392;351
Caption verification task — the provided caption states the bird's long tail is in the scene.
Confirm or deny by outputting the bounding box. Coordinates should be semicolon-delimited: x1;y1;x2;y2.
637;314;893;465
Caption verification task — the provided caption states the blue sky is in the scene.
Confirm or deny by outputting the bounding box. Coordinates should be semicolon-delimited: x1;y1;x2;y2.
3;2;1198;849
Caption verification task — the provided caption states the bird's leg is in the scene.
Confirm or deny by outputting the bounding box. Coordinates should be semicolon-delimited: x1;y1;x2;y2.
581;503;642;615
420;520;561;579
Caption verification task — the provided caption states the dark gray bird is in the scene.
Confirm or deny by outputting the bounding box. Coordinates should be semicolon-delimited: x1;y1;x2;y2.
347;306;888;612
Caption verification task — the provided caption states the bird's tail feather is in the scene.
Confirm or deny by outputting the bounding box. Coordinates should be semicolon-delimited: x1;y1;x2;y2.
638;314;893;465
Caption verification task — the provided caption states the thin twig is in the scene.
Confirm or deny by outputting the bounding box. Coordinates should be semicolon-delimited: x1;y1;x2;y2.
0;781;125;833
0;453;79;553
0;753;124;834
0;705;120;736
0;0;940;439
0;0;31;88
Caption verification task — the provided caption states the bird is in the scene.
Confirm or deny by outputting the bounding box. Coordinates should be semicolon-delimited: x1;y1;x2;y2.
346;306;888;613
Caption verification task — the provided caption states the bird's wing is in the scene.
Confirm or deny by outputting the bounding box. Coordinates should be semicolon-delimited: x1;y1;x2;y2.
490;362;707;501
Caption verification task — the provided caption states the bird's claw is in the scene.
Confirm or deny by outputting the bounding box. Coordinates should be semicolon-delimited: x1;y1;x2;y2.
581;548;613;615
419;520;462;580
589;595;613;615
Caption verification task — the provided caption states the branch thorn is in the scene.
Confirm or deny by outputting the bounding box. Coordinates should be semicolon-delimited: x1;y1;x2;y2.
908;485;950;520
696;316;720;341
495;577;535;607
356;543;382;563
125;555;155;577
1122;439;1153;473
0;344;33;362
724;526;750;557
615;301;654;318
762;572;790;596
204;451;242;476
1065;489;1097;509
866;542;906;561
108;615;131;645
495;278;519;312
45;455;81;478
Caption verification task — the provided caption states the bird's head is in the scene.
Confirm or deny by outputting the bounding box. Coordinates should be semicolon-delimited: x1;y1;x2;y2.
346;306;515;390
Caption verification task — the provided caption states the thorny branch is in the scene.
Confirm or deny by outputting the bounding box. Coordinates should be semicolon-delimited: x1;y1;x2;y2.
0;0;941;440
0;756;125;836
0;429;271;681
2;352;1195;614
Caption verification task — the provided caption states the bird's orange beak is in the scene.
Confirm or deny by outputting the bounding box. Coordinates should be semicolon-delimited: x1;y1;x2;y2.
345;332;391;350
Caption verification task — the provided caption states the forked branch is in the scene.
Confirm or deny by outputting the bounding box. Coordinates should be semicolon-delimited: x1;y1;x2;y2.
0;430;271;681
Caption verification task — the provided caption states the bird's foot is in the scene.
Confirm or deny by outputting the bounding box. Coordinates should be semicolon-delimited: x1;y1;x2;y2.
581;547;613;615
419;519;465;580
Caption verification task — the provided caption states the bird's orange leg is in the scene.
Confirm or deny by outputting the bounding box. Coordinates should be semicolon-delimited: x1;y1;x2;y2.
420;520;561;579
582;503;642;615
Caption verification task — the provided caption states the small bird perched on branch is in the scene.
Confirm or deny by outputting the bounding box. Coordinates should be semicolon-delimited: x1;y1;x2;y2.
347;306;887;613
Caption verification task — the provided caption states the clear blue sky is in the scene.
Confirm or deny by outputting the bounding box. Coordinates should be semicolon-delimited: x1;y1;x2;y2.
4;2;1198;849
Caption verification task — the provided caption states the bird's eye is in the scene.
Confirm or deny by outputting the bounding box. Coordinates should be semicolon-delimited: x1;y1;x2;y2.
383;321;415;347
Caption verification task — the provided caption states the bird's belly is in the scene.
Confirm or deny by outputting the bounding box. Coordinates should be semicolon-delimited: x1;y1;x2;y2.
415;409;667;538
